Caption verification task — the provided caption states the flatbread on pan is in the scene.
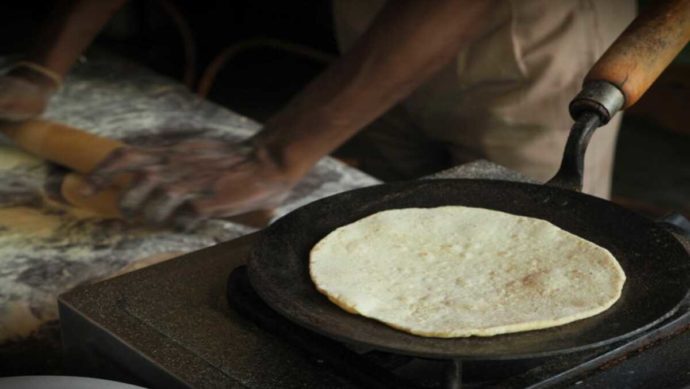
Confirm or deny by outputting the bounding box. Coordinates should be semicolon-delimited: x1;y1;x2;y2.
309;206;626;338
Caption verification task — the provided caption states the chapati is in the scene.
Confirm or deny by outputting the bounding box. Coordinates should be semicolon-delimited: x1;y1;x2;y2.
309;206;626;337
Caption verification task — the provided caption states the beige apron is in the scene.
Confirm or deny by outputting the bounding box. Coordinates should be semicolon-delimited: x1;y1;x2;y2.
333;0;636;198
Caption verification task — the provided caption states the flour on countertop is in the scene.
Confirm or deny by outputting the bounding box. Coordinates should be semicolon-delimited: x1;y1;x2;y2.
0;52;378;342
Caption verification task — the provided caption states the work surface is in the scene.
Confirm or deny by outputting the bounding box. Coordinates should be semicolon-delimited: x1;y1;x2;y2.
0;52;377;345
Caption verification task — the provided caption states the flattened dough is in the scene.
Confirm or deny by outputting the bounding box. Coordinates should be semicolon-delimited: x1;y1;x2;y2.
310;206;626;337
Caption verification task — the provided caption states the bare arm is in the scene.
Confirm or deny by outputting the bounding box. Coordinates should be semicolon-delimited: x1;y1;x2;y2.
0;0;127;121
257;0;495;178
26;0;128;77
89;0;496;223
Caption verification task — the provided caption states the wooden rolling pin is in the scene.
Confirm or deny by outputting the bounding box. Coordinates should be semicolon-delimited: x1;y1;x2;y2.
1;119;126;176
1;119;130;216
0;119;272;227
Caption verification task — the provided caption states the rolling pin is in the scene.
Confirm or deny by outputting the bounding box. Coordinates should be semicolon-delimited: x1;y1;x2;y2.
1;119;126;175
0;119;272;227
1;119;131;217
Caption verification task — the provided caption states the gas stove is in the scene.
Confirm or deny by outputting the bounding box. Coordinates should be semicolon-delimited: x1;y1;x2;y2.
58;231;690;389
59;163;690;388
227;259;690;388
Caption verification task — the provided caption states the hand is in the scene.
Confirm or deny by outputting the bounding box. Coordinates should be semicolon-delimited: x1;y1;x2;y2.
85;139;299;225
0;71;57;121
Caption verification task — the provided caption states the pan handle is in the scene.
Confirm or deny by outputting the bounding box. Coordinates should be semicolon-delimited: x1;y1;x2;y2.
581;0;690;112
547;0;690;192
545;112;601;192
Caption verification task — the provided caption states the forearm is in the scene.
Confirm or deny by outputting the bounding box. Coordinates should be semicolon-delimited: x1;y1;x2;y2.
26;0;127;77
256;0;494;177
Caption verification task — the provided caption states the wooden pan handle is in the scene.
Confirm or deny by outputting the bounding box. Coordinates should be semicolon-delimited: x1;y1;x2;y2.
585;0;690;109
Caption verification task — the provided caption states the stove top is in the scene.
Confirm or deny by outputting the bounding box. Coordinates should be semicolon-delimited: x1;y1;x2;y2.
58;162;690;388
60;234;360;388
58;223;690;389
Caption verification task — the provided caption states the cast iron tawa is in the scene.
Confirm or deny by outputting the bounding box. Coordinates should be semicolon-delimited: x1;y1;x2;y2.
248;179;690;360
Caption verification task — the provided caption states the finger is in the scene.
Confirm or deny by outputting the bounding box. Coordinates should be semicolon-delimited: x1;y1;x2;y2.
119;173;161;218
84;148;161;193
191;186;289;220
171;140;251;165
83;147;136;194
142;188;197;225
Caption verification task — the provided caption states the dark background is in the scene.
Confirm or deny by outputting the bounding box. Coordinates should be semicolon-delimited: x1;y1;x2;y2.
0;0;338;121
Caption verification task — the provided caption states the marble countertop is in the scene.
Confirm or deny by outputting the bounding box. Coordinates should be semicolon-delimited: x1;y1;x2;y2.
0;52;378;343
